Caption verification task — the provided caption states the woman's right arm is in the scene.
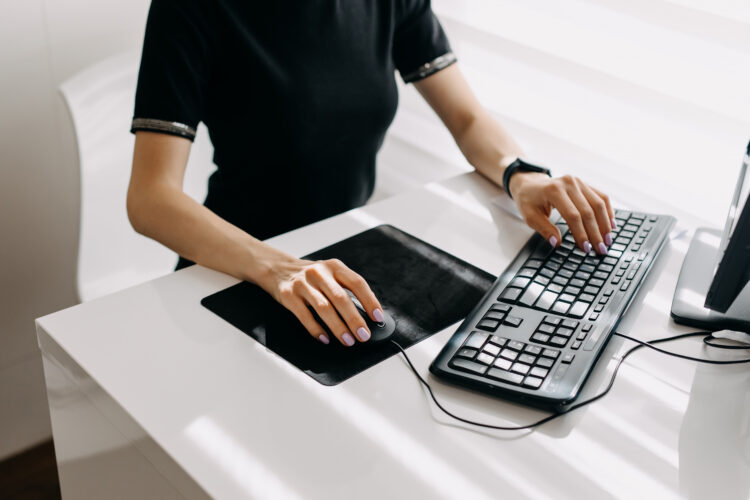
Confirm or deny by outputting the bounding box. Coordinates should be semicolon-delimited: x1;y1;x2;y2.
127;131;384;346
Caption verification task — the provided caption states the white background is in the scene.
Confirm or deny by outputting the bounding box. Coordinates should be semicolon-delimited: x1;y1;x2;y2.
2;0;749;460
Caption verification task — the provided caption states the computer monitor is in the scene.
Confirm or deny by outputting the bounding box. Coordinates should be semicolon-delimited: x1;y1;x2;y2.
705;144;750;313
671;142;750;332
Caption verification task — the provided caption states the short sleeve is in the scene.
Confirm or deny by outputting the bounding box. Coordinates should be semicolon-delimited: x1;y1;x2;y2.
130;0;212;141
393;0;456;83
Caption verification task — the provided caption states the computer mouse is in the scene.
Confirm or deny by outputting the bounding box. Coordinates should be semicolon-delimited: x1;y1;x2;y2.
346;290;397;343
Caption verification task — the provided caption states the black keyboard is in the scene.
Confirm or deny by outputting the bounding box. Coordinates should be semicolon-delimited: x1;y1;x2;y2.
430;209;675;409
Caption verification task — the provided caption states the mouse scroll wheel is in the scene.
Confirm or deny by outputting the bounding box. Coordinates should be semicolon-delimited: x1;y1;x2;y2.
376;321;386;328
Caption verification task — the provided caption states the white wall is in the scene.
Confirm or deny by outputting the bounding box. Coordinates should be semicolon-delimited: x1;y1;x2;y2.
0;0;151;459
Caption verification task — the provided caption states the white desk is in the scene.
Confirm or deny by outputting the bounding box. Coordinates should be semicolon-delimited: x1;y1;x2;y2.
37;172;750;499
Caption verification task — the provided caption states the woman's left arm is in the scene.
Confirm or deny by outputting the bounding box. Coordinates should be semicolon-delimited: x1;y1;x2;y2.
414;64;615;255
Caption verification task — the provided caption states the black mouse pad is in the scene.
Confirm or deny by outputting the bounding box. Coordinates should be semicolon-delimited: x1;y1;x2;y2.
201;225;495;385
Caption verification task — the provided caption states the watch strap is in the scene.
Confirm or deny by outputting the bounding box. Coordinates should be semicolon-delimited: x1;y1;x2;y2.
502;158;552;199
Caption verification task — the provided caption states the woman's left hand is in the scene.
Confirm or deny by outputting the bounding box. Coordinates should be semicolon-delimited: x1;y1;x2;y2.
508;172;616;255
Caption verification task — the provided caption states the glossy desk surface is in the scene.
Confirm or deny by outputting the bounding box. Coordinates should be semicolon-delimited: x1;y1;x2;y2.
37;173;750;499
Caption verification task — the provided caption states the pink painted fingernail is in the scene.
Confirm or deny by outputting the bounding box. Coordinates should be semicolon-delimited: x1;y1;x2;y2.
597;242;608;255
605;233;613;246
611;218;617;229
318;334;329;344
357;327;370;342
583;241;592;253
549;236;558;248
373;308;384;323
341;333;355;346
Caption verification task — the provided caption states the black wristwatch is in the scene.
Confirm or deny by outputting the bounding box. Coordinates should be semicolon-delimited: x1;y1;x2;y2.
502;158;552;199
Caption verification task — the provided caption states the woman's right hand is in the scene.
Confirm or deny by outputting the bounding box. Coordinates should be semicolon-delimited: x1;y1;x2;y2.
258;256;385;346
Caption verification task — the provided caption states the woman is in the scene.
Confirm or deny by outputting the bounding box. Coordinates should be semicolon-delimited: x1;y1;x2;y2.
127;0;615;348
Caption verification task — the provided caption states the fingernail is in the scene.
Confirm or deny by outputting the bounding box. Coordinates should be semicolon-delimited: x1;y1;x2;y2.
341;333;355;346
318;334;329;344
583;241;592;253
611;218;617;229
605;233;613;246
597;242;608;255
373;308;384;323
549;236;558;248
356;327;370;342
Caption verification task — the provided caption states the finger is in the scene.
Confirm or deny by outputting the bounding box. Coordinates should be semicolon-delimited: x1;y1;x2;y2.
298;283;355;347
566;180;606;254
548;186;591;253
591;186;616;230
521;207;562;248
283;294;329;344
580;183;613;247
331;261;384;323
309;268;371;342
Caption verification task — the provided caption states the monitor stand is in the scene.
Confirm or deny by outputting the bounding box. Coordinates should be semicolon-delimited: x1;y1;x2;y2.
671;228;750;332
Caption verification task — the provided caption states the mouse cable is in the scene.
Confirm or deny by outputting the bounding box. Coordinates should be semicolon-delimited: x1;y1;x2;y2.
389;330;750;432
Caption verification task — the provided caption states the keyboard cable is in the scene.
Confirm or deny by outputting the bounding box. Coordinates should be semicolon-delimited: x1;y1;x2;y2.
389;330;750;432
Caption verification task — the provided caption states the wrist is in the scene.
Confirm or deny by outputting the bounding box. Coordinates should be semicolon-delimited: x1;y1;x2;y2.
508;171;550;199
238;239;299;289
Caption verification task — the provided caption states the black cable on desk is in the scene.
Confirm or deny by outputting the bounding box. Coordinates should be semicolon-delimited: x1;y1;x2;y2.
390;330;750;432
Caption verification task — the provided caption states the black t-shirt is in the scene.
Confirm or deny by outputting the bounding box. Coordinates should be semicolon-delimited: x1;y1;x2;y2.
131;0;455;249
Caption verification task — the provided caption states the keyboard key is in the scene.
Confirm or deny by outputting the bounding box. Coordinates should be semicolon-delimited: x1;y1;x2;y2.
483;344;501;356
456;348;477;359
620;281;630;291
589;313;600;321
519;282;545;306
535;291;557;310
559;269;574;279
507;340;525;351
523;376;544;389
557;327;575;337
603;256;618;266
464;332;489;350
569;278;586;288
499;287;523;302
589;278;605;288
561;353;575;364
593;271;609;280
579;293;596;303
579;264;595;273
489;304;512;313
548;283;564;294
582;323;593;332
568;301;589;318
611;243;627;252
576;330;587;340
542;348;559;359
559;293;577;303
583;286;600;296
476;353;495;365
539;267;555;278
551;301;570;314
572;340;582;350
493;357;512;370
594;304;604;312
543;316;562;326
524;345;542;355
500;349;519;361
537;357;554;368
550;336;568;347
530;366;549;378
511;277;531;288
552;275;569;286
476;319;500;332
483;311;505;321
511;363;531;375
504;316;524;328
451;358;487;375
574;271;591;281
487;368;524;385
603;288;614;296
526;259;543;269
535;276;551;286
561;319;578;329
518;353;536;365
598;264;614;273
518;268;536;278
489;335;507;347
531;333;550;343
538;324;556;335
